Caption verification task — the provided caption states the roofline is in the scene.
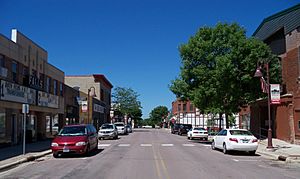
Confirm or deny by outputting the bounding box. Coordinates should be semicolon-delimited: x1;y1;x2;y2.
93;74;113;88
253;3;300;36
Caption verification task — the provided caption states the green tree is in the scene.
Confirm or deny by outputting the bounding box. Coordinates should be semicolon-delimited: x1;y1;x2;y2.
170;23;281;128
149;106;169;125
112;87;142;121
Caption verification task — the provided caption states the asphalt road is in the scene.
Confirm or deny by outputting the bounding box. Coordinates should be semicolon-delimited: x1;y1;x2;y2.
1;128;300;179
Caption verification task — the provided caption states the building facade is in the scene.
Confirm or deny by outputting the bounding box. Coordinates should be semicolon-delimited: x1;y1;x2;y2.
171;99;239;130
243;4;300;144
0;29;64;147
63;84;80;127
65;75;113;130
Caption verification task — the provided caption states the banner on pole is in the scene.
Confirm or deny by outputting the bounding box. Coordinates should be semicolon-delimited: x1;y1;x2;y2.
270;84;280;104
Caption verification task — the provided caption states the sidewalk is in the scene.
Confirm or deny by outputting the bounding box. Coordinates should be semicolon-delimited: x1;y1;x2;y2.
0;140;52;172
256;138;300;163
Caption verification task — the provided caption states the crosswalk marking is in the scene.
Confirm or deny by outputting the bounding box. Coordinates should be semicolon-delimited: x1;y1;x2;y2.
98;144;111;147
118;144;130;147
203;144;211;147
182;144;195;147
141;144;152;147
161;144;174;147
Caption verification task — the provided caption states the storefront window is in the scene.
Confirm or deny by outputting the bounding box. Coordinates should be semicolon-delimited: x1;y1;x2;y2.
0;112;5;137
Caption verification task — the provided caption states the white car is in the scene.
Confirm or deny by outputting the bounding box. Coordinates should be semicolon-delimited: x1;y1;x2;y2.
211;129;258;155
98;123;118;140
114;122;127;135
187;127;208;140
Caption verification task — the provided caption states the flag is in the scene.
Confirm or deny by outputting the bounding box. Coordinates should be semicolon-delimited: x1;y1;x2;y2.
260;77;269;93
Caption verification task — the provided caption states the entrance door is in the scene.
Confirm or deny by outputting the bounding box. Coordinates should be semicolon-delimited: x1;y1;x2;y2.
11;114;17;144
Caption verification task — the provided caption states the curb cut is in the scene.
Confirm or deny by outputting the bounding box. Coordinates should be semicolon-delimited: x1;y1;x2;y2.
0;150;52;172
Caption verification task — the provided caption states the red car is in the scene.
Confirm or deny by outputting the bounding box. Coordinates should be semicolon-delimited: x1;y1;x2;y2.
51;124;98;158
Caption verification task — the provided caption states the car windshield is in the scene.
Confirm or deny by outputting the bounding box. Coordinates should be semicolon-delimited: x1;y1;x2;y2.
194;128;206;131
229;130;253;136
101;125;114;129
58;126;87;136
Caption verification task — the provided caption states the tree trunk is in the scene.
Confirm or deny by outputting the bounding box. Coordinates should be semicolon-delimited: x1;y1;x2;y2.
225;113;229;129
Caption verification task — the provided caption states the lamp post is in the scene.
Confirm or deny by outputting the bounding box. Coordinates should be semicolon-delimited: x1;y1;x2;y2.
87;87;96;124
254;63;273;149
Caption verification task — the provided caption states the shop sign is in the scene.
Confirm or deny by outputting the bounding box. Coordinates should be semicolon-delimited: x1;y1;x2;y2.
0;80;36;104
29;75;43;89
270;84;280;104
81;101;88;112
94;103;104;113
38;91;59;108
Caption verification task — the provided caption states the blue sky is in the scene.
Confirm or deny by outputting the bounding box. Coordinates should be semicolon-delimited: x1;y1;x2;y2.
1;0;299;118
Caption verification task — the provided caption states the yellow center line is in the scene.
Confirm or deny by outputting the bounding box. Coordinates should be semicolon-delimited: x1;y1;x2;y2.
157;145;171;179
152;144;162;179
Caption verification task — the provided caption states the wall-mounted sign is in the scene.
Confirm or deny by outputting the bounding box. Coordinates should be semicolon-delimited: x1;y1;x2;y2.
81;101;88;112
270;84;280;104
29;75;43;89
0;80;36;104
38;91;59;108
94;103;104;113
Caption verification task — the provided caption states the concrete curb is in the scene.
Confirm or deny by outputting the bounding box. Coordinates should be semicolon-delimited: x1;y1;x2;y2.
0;150;52;172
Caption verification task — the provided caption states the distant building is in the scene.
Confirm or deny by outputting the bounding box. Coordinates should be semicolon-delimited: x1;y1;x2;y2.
63;84;80;126
0;29;64;146
65;75;113;130
171;99;239;130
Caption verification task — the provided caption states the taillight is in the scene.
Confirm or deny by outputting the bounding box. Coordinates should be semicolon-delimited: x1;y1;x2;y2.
252;139;258;143
229;138;238;143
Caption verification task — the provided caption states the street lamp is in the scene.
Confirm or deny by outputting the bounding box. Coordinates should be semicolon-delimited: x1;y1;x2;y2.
254;63;273;149
87;87;97;124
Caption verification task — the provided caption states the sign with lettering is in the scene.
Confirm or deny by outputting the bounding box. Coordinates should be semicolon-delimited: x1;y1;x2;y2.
81;101;87;112
94;103;104;113
0;80;36;104
38;91;59;108
270;84;280;104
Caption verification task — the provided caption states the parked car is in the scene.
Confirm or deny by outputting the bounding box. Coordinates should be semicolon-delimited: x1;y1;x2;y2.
171;124;180;134
211;129;258;155
114;122;127;135
51;124;98;158
178;124;192;135
187;127;208;140
125;124;132;133
98;123;118;140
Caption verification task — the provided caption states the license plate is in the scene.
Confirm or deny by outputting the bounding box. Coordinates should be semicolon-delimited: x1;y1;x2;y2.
63;148;69;152
242;140;249;143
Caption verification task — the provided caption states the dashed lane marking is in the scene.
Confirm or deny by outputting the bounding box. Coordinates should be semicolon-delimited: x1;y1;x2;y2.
118;144;131;147
182;144;195;147
161;144;174;147
141;144;152;147
98;144;111;147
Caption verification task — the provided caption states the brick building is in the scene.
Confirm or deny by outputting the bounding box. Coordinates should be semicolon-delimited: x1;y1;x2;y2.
241;4;300;144
0;29;64;146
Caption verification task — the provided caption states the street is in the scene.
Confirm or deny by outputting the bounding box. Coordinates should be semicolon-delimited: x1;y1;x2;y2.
1;128;300;179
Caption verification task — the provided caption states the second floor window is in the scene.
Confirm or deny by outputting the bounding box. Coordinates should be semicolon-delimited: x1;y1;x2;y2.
178;104;181;112
46;77;51;93
60;83;63;96
53;80;57;95
183;104;187;112
190;104;194;111
12;61;17;82
101;89;104;101
0;55;4;67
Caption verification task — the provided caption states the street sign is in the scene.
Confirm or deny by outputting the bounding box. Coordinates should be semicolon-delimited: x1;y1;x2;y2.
22;104;29;114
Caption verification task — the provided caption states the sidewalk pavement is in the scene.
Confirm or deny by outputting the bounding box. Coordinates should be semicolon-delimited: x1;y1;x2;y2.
256;138;300;163
0;140;52;172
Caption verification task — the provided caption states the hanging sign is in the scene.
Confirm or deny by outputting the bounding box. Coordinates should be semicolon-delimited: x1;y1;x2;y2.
270;84;280;104
81;101;88;112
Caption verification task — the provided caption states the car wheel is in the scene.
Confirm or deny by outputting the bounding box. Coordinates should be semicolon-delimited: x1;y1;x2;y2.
53;152;59;158
249;150;256;155
211;141;216;150
85;145;90;156
223;143;228;154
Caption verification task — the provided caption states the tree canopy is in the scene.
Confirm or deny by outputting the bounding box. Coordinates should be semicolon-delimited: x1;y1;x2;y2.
170;23;281;127
149;106;169;125
112;87;142;120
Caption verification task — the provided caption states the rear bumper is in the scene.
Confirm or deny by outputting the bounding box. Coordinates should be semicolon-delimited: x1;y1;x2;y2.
227;142;258;151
